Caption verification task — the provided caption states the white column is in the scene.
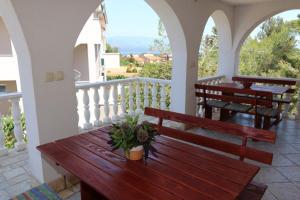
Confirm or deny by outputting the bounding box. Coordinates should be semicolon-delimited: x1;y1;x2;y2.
112;84;119;122
11;97;26;151
120;84;127;118
160;83;166;110
0;114;8;157
93;87;102;127
151;83;157;108
87;43;97;81
128;82;135;116
144;81;149;108
83;89;92;130
103;85;111;124
135;81;142;115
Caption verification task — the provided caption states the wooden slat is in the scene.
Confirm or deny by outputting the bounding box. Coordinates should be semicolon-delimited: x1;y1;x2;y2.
144;107;276;143
232;76;297;86
81;133;246;199
37;143;152;200
55;138;187;200
70;134;238;200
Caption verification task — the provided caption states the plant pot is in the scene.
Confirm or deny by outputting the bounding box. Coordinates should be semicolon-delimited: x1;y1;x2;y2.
125;146;144;161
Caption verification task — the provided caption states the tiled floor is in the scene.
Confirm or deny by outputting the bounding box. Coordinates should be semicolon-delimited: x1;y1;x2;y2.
0;114;300;200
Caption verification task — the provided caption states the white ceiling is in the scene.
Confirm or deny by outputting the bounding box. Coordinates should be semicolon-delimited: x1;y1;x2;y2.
221;0;275;5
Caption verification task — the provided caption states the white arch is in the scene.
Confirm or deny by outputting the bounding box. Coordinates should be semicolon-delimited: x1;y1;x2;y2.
0;0;43;180
209;10;234;78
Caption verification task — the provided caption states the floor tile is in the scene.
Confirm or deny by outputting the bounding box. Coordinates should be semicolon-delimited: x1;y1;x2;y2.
268;182;300;200
276;166;300;182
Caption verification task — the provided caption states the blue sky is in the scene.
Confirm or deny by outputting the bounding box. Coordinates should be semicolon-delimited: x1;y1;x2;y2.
105;0;299;38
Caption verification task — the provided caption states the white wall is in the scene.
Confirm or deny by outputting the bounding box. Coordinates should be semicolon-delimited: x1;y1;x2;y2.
103;53;120;68
73;44;89;81
0;17;12;55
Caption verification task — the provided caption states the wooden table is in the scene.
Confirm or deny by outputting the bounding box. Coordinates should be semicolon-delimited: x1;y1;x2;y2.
218;82;290;95
37;127;260;200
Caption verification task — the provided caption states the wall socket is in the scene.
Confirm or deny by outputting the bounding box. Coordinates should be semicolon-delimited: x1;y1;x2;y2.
45;72;54;82
55;71;64;81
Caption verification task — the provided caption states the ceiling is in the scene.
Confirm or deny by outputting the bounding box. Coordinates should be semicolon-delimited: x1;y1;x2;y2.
221;0;275;5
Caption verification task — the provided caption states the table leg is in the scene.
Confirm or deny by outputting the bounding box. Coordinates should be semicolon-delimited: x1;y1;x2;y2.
205;106;212;119
263;117;271;130
81;181;107;200
255;115;262;129
220;109;230;121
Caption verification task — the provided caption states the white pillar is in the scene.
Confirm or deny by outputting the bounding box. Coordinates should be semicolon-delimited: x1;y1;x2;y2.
160;83;166;110
112;84;119;122
83;89;92;130
93;86;102;127
120;84;126;118
128;82;135;116
151;83;157;108
0;114;8;157
135;81;142;114
144;81;149;108
11;97;26;151
103;85;111;124
87;43;97;81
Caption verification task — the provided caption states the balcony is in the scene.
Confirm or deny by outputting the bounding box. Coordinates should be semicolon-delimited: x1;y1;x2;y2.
0;75;300;199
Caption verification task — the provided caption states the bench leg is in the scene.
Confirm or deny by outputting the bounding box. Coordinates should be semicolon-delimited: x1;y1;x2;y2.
205;106;212;119
81;181;107;200
255;115;262;129
263;117;271;130
220;109;230;121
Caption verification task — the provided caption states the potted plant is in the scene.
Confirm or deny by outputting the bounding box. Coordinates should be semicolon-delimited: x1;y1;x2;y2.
108;115;159;161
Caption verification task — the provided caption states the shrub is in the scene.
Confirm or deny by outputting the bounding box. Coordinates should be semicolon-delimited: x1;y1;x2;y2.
1;113;27;149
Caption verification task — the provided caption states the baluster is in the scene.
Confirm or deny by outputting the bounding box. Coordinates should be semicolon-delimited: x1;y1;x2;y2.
112;84;119;122
11;97;26;151
296;87;300;120
75;89;80;131
120;84;126;118
160;83;166;110
151;83;157;108
128;82;135;116
0;114;8;156
144;82;149;108
83;88;92;130
135;81;142;114
93;86;102;127
103;85;111;124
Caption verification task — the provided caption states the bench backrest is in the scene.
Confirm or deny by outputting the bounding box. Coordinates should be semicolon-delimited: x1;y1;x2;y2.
232;76;296;93
145;107;276;165
195;84;273;108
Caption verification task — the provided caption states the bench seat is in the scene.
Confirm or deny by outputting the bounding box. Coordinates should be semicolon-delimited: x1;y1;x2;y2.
198;99;229;108
224;103;253;112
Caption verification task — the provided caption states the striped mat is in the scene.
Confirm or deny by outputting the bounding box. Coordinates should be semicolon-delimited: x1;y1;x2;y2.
11;183;62;200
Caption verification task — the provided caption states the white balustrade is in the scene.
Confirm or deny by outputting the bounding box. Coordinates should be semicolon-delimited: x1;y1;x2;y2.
112;84;119;122
143;81;149;108
135;81;142;114
75;77;171;129
151;83;157;108
93;86;102;127
83;88;93;130
103;85;111;124
128;82;135;116
160;83;166;110
120;83;127;118
11;97;26;151
75;89;80;130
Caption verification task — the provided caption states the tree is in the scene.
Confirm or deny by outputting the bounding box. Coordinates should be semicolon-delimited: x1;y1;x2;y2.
150;20;171;56
106;43;119;53
198;26;219;77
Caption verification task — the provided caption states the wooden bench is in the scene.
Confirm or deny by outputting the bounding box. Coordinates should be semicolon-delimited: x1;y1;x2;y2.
195;84;275;129
144;107;276;200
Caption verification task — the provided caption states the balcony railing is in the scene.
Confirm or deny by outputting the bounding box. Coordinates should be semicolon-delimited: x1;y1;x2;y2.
1;75;299;155
0;92;26;156
75;77;171;130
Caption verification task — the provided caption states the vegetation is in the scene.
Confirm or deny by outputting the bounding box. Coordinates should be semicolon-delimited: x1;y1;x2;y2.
108;115;159;160
106;75;127;81
1;113;27;149
106;43;119;53
150;20;171;56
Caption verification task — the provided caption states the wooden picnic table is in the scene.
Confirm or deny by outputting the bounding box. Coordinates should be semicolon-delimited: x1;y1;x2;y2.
37;127;261;200
218;82;290;95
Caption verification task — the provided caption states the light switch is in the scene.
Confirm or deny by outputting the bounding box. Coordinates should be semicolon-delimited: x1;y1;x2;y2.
45;72;54;82
55;71;64;81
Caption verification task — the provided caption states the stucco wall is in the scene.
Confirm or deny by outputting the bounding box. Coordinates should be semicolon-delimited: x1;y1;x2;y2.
103;53;120;68
73;44;89;81
0;17;12;55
